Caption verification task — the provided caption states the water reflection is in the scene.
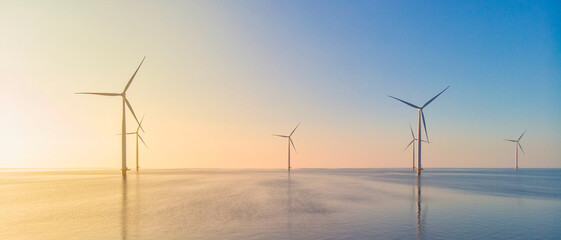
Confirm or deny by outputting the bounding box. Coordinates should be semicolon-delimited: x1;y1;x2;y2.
135;173;140;239
2;169;559;239
286;171;293;238
416;175;423;240
121;179;127;240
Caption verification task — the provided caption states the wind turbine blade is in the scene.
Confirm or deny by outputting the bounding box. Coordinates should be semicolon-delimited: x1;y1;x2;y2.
75;92;121;96
125;98;142;128
115;132;136;135
273;134;289;138
422;86;450;109
290;138;297;153
409;124;415;139
518;130;526;141
290;123;300;137
138;134;148;149
388;95;420;109
137;115;145;132
518;143;525;155
422;112;429;143
504;139;517;142
123;56;146;93
403;140;414;151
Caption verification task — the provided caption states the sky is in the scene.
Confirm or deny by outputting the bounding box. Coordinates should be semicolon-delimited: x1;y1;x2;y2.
1;0;560;169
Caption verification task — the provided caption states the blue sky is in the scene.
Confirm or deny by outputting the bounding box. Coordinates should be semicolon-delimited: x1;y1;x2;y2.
1;0;559;168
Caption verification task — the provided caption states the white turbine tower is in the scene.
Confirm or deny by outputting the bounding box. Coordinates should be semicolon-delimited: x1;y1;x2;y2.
124;115;147;172
389;86;449;175
76;57;146;177
505;130;526;171
274;123;299;171
403;124;427;171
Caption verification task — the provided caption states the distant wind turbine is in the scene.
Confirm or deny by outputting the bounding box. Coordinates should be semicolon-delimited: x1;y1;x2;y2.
120;115;148;172
274;123;299;171
403;124;427;171
389;86;449;175
76;57;146;177
505;130;526;171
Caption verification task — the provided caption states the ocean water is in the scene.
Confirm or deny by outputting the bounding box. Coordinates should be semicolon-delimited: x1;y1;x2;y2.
1;168;560;240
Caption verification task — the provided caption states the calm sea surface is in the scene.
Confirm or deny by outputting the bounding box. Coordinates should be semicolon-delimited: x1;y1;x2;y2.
1;168;560;239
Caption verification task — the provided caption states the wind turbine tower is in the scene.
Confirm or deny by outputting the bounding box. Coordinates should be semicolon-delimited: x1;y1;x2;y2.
125;115;147;171
404;124;427;171
274;123;300;171
505;130;526;170
389;86;449;175
76;57;146;177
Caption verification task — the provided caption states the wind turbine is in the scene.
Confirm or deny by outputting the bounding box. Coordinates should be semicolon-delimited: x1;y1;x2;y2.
76;57;146;177
121;115;148;172
403;124;427;171
505;130;526;171
274;123;299;171
389;86;449;175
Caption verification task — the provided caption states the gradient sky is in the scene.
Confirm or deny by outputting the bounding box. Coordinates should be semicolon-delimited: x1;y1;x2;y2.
1;0;560;169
